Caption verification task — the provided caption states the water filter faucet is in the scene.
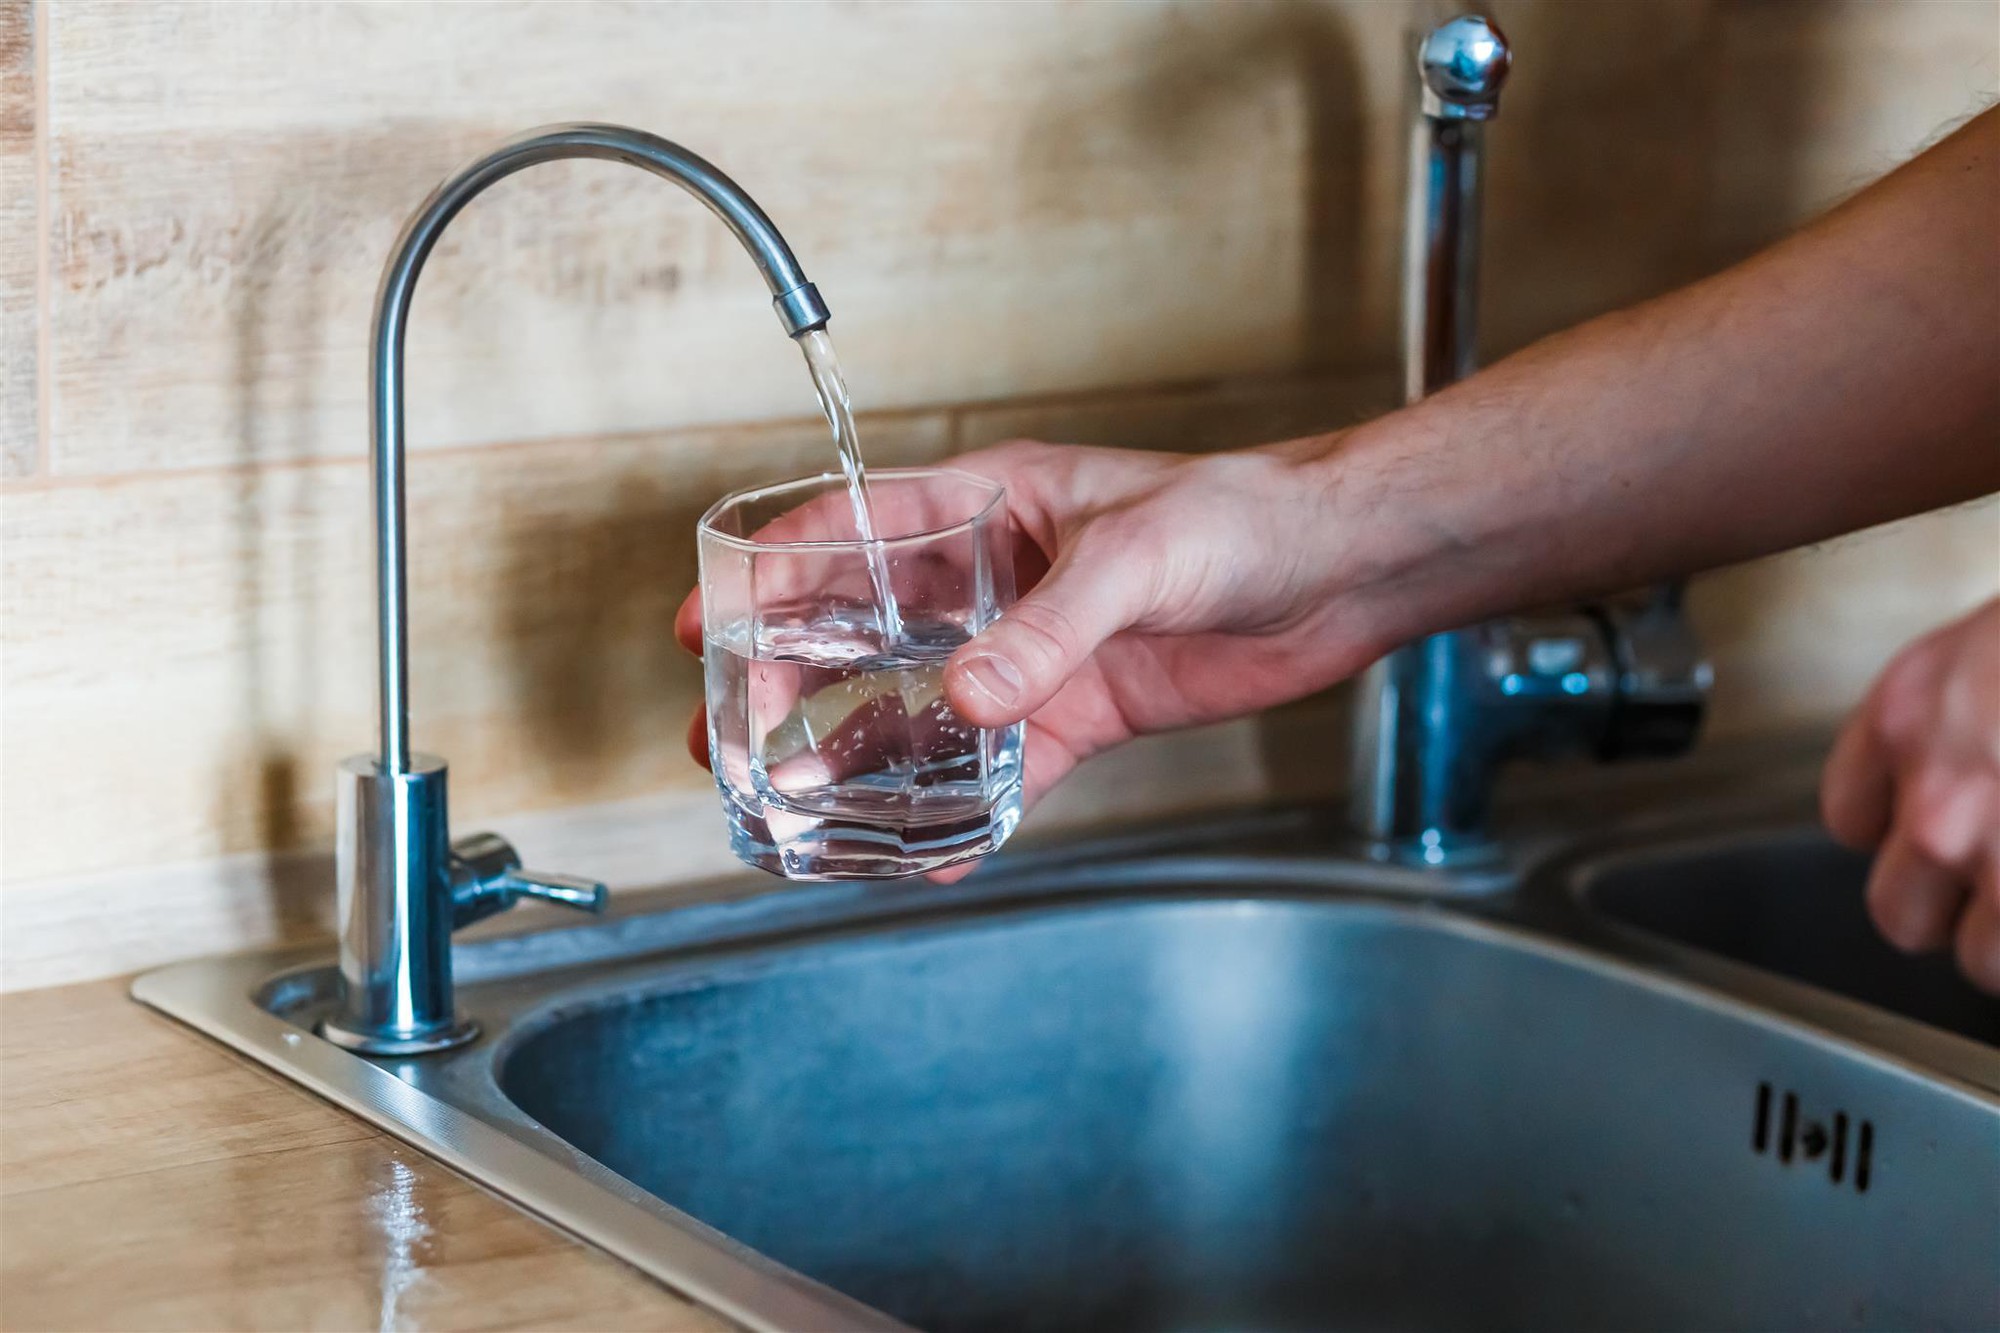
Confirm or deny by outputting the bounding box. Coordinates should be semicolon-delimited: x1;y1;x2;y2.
322;124;831;1054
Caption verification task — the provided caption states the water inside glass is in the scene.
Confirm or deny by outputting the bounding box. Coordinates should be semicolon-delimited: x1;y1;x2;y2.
699;470;1022;879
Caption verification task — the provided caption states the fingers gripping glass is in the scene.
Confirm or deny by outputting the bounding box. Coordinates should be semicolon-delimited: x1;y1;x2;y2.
697;468;1024;879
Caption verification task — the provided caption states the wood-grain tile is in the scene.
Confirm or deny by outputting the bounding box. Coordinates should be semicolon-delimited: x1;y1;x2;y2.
41;1;1317;477
0;0;35;478
1698;0;2000;262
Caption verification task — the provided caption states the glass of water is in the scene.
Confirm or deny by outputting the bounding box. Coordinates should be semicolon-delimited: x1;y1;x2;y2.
697;468;1023;879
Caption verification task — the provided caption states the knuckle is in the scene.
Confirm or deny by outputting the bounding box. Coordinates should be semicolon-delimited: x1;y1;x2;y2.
1075;507;1156;562
1874;648;1941;747
1899;770;1950;841
1004;599;1085;669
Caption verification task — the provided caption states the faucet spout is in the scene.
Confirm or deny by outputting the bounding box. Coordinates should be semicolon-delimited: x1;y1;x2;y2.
325;125;829;1054
372;123;828;774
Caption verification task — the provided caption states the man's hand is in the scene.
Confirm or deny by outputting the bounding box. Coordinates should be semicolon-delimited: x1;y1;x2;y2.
929;437;1396;819
1823;597;2000;991
677;434;1421;840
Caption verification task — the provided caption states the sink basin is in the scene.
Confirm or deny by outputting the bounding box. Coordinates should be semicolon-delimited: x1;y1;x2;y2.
492;894;1997;1332
133;814;2000;1332
1576;825;2000;1047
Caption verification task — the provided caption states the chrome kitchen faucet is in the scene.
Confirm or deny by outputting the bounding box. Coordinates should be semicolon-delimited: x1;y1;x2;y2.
1349;17;1711;865
323;124;832;1054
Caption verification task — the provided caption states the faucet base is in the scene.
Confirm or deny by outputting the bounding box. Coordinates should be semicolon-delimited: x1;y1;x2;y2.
1347;828;1508;872
319;1015;480;1056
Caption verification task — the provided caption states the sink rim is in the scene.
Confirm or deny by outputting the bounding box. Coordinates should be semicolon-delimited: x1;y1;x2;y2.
131;802;2000;1332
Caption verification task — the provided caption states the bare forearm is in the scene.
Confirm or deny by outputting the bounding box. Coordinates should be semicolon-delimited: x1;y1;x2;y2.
1328;107;2000;645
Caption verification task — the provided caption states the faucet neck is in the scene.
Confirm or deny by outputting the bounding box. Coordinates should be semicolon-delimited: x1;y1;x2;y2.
368;123;828;773
1401;15;1509;405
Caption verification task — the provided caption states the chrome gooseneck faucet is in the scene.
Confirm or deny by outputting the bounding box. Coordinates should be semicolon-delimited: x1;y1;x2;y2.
1349;18;1710;866
322;124;831;1055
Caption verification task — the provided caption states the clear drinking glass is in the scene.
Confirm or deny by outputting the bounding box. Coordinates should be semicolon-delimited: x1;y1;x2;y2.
697;468;1023;879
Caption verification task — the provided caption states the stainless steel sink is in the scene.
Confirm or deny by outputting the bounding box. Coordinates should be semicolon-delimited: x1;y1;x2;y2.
134;804;2000;1332
1574;824;2000;1047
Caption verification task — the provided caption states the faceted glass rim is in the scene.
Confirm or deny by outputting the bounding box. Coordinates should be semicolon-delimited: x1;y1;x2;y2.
696;466;1006;553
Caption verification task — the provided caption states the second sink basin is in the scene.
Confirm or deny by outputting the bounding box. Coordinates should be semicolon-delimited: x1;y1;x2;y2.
1577;825;2000;1046
496;892;1998;1332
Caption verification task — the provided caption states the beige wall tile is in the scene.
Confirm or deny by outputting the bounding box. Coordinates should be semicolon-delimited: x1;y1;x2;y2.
954;371;1400;455
1694;497;2000;739
1479;0;1998;357
1700;0;2000;260
39;1;1995;479
42;1;1318;477
1;411;951;881
0;0;34;478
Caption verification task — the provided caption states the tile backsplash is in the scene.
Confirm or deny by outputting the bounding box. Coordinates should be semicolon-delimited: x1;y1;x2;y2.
2;0;1994;988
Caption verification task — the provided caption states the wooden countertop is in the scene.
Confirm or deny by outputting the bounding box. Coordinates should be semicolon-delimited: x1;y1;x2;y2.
0;977;731;1332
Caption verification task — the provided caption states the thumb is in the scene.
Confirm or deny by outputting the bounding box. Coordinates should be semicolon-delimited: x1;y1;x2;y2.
945;535;1148;727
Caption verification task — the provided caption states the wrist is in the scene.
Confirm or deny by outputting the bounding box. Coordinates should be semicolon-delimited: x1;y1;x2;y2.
1288;410;1467;650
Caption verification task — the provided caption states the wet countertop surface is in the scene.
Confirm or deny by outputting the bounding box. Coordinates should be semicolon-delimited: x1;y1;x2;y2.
0;977;727;1332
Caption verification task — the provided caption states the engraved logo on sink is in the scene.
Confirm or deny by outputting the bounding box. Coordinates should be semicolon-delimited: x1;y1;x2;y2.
1755;1081;1874;1192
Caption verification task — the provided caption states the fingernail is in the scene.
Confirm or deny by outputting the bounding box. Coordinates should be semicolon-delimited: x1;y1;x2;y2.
956;652;1024;710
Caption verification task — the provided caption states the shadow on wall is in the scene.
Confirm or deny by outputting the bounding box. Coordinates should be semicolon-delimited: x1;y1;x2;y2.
222;128;509;926
1030;0;1368;373
229;184;330;940
1483;0;1815;358
491;456;703;802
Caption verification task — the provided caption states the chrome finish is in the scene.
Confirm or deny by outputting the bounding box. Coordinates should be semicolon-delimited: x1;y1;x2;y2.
1404;14;1507;398
450;831;610;929
135;790;2000;1333
334;122;829;1053
1417;12;1512;122
1600;588;1713;759
1355;616;1615;865
773;280;832;338
322;753;473;1054
1353;20;1709;861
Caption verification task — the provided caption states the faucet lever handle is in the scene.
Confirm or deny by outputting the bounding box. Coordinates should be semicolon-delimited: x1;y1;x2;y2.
503;868;608;913
1595;594;1711;762
449;831;608;927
